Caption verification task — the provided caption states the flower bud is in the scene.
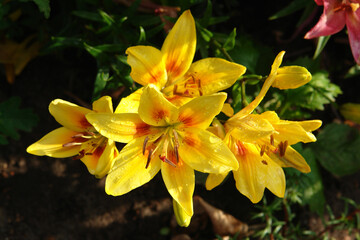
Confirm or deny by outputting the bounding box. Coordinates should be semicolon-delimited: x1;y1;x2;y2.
272;66;311;90
173;198;192;227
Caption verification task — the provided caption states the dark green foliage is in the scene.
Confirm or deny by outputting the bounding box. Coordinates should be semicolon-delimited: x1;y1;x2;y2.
0;97;38;145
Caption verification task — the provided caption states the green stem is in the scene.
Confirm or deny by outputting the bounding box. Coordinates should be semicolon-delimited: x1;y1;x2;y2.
241;79;249;108
211;39;234;62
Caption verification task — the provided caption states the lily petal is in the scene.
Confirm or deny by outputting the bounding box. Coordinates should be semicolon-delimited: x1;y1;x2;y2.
233;142;285;203
115;88;143;113
185;58;246;95
267;145;311;173
177;93;227;129
86;112;159;143
105;136;161;196
304;0;346;39
162;160;194;216
26;127;81;158
226;114;275;143
81;139;117;178
205;172;228;190
346;9;360;64
92;96;114;113
139;85;178;126
260;111;320;144
161;10;196;82
178;128;238;174
232;51;285;119
126;46;167;88
49;99;93;132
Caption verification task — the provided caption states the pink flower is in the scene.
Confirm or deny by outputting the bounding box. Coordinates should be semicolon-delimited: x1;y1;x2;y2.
305;0;360;65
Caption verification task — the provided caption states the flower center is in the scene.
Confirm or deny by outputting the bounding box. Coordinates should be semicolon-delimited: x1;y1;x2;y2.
62;131;105;160
162;74;204;98
334;0;359;12
259;134;289;158
142;128;181;169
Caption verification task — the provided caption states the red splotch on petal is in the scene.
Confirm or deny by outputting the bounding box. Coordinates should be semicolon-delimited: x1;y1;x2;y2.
166;60;183;79
92;145;105;159
148;70;165;84
152;109;169;122
235;141;247;156
135;123;152;136
79;116;93;129
178;113;193;126
183;134;198;148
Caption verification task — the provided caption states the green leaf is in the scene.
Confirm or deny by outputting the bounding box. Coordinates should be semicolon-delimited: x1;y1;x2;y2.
269;0;309;20
72;10;104;22
311;123;360;177
93;66;111;100
223;28;236;51
313;35;331;59
196;22;213;42
31;0;50;18
0;97;38;144
137;26;146;44
286;72;342;111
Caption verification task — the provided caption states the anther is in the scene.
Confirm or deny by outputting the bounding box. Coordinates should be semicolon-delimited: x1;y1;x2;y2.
173;130;180;163
270;135;274;146
260;145;266;156
145;149;153;169
63;142;83;147
160;155;177;167
143;136;149;155
262;160;268;165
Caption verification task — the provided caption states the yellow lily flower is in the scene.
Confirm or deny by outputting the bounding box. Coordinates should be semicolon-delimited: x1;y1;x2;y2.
26;96;118;178
86;84;238;216
0;36;40;84
115;10;246;113
206;51;322;203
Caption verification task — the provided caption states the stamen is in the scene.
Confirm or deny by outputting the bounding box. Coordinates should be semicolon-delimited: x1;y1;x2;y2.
173;130;180;163
261;160;268;165
270;135;274;146
160;155;177;167
260;145;266;156
145;149;153;169
72;150;85;160
143;136;149;155
278;140;288;157
63;142;83;147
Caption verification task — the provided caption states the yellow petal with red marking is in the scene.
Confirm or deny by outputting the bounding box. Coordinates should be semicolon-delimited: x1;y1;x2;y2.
185;58;246;95
81;139;117;178
105;136;161;196
162;160;194;216
232;142;285;203
161;10;196;82
26;127;81;158
139;85;178;126
177;93;227;129
86;112;160;143
178;128;238;174
266;145;311;173
92;96;113;113
49;99;93;132
126;46;167;88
